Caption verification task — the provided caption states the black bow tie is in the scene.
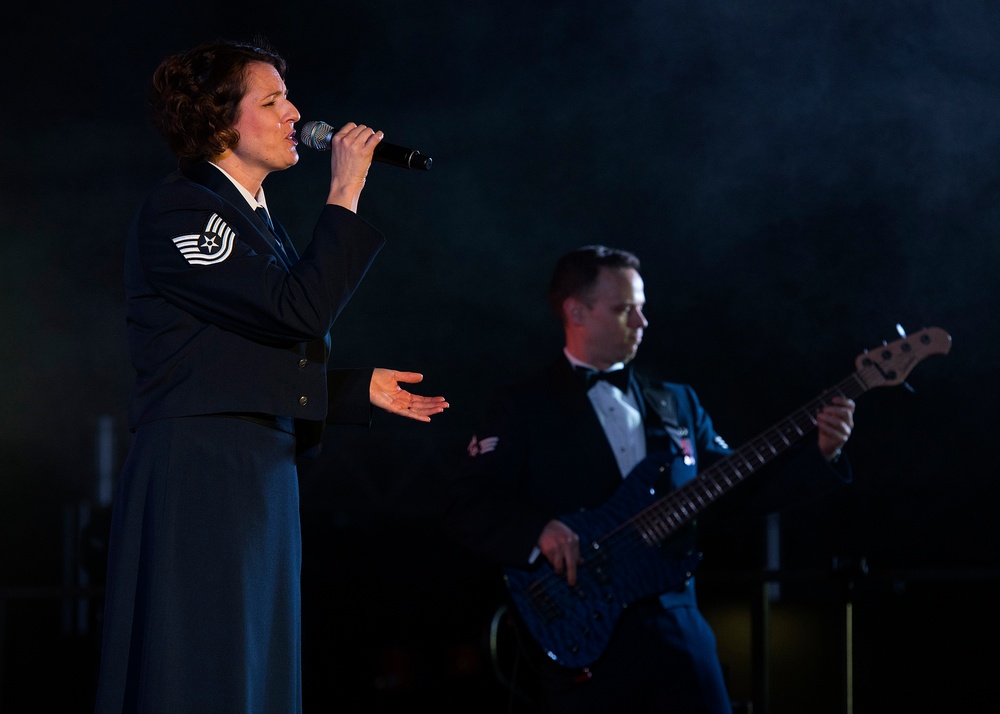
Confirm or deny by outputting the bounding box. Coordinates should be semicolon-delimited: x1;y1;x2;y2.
576;365;631;392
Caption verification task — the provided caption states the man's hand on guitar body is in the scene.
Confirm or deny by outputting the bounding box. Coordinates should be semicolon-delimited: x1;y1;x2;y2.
538;519;582;587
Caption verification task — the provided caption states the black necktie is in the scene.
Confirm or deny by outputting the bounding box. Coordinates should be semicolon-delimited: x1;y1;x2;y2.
256;206;287;257
576;365;631;392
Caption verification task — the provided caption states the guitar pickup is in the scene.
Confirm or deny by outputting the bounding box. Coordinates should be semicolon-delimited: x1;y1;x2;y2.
587;547;612;585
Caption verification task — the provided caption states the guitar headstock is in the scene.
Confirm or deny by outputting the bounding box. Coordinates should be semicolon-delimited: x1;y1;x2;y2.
855;326;952;389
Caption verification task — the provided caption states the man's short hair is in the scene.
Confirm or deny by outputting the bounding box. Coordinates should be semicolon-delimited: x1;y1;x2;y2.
547;245;641;321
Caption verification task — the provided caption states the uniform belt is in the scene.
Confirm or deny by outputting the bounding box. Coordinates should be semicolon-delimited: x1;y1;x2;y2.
219;412;295;434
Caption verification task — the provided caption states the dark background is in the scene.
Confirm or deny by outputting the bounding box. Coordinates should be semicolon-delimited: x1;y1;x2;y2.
1;1;996;712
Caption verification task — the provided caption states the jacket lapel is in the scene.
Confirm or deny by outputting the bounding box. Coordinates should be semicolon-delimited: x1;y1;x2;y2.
182;162;293;268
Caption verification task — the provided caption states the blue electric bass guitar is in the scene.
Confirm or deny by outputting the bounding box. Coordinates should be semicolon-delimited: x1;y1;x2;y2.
503;326;952;669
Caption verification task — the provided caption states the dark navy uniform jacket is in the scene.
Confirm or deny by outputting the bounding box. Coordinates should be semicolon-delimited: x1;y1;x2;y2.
444;354;851;596
124;161;386;453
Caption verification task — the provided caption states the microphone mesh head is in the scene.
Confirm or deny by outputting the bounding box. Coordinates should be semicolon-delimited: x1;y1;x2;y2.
299;120;333;150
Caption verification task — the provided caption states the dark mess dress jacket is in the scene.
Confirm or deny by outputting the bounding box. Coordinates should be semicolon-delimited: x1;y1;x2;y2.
124;160;386;451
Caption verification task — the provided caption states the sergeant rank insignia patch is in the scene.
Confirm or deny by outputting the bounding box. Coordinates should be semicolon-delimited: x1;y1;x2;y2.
172;213;236;265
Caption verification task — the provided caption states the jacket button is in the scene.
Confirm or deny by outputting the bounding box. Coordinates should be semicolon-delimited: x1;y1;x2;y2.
299;396;308;406
298;359;308;368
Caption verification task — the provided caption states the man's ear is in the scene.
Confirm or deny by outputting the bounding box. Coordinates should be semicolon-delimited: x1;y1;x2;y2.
564;296;585;325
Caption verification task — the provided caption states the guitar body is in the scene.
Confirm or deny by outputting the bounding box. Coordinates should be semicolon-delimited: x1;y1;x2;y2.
503;453;703;669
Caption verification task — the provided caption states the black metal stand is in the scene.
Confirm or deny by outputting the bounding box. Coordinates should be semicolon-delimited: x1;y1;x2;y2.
832;556;868;714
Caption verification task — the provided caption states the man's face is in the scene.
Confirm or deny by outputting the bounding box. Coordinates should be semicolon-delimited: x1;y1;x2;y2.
577;266;648;368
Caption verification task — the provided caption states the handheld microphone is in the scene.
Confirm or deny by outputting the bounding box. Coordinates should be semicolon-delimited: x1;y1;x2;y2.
299;120;433;171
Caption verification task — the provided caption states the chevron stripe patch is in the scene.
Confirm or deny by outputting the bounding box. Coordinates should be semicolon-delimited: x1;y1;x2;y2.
172;213;237;265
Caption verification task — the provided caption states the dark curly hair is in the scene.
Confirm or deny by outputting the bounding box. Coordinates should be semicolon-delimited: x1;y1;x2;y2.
149;38;287;165
547;245;641;322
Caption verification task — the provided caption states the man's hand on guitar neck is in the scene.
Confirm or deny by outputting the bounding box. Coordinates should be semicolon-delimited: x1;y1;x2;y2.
538;519;582;587
816;396;856;461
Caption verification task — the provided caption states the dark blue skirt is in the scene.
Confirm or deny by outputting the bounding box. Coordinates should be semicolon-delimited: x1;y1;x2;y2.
95;415;302;713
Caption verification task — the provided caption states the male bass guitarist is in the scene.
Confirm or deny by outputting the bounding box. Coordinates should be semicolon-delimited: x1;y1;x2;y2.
442;245;855;714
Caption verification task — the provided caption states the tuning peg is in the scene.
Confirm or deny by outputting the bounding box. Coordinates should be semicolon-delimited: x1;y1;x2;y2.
902;381;916;394
895;323;907;337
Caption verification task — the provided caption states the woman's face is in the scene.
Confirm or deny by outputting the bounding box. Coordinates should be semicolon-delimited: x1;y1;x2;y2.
228;61;302;178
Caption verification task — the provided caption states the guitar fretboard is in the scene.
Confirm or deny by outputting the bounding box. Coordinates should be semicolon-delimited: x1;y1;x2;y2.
626;371;871;546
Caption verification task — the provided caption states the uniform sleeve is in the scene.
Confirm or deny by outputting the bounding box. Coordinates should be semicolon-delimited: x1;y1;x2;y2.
132;185;385;346
690;386;853;535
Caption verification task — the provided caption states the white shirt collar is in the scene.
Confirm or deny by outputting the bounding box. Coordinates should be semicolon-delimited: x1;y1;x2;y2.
563;347;625;373
207;161;269;212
